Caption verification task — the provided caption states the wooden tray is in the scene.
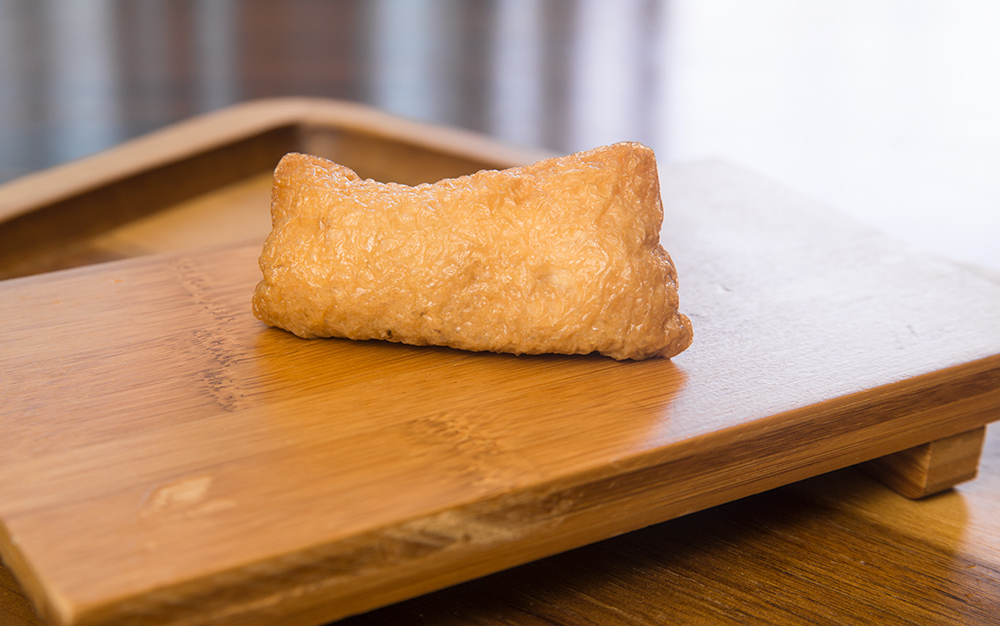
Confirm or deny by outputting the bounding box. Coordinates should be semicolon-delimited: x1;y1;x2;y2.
2;98;999;626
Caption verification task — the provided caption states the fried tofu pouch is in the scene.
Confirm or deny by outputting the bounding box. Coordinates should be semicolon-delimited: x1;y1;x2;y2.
252;142;693;360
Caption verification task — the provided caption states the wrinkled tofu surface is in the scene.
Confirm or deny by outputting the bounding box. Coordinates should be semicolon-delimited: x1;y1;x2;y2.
252;142;692;360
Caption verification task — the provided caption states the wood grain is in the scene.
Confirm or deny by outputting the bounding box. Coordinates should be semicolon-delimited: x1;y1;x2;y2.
6;430;1000;626
0;98;550;280
2;102;1000;626
341;424;1000;626
863;427;987;498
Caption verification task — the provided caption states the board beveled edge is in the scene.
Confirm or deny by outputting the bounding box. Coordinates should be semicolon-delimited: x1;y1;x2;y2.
26;353;999;626
0;97;545;226
0;98;549;281
0;518;72;626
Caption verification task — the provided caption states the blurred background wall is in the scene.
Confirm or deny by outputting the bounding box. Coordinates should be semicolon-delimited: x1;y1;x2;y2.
1;0;998;272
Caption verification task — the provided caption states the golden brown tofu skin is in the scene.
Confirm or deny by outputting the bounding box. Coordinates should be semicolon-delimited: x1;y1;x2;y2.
252;142;693;360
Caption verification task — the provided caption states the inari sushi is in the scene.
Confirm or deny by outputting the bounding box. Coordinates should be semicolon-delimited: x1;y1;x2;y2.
252;142;692;361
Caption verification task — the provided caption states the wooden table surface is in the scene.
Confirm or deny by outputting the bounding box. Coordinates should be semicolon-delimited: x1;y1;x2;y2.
2;2;999;624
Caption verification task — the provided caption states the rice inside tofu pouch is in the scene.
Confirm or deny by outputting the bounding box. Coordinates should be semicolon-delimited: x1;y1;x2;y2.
252;142;693;360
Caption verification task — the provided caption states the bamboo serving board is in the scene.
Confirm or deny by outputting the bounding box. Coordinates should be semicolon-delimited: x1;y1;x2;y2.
1;99;999;626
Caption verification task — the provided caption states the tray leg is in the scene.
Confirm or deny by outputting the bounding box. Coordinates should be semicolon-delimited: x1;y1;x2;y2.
862;427;987;499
